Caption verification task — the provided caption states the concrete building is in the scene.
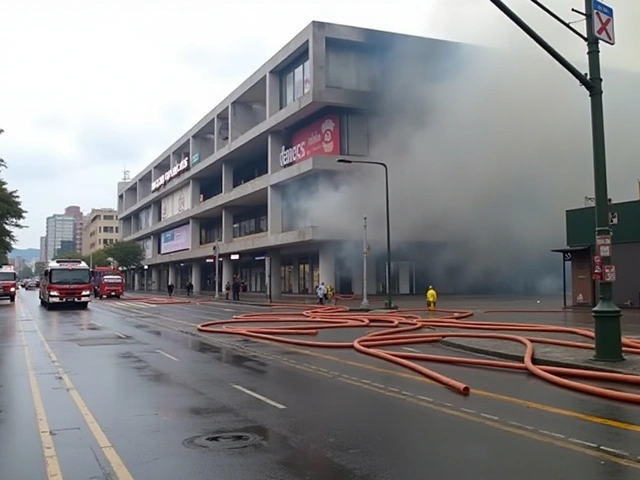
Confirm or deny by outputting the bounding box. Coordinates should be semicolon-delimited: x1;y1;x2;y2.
82;208;120;255
64;205;84;253
45;214;76;260
118;22;458;295
39;236;47;263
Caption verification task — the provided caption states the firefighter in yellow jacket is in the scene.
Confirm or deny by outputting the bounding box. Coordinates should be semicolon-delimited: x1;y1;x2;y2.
426;286;437;311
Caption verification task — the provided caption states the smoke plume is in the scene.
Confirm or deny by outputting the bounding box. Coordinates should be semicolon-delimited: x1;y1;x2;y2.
288;3;640;294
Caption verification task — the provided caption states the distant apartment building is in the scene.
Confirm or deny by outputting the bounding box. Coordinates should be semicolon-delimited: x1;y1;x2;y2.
45;214;76;260
82;208;120;255
39;236;47;262
64;205;84;253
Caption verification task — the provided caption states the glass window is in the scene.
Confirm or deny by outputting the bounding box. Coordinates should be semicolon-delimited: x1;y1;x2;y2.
49;268;91;285
303;60;310;94
285;72;294;106
294;64;303;100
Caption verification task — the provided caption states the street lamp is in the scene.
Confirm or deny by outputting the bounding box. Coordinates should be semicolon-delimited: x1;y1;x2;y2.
337;158;394;309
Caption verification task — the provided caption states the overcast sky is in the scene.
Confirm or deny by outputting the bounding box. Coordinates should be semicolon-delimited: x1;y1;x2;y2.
1;0;637;249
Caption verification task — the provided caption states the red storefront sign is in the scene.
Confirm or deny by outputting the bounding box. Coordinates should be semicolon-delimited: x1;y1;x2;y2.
279;114;341;168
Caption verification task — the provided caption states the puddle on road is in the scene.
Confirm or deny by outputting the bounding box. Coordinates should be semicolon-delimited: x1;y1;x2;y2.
117;350;176;385
192;341;268;375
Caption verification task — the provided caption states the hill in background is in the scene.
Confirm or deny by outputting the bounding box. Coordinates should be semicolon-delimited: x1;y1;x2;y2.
9;248;40;262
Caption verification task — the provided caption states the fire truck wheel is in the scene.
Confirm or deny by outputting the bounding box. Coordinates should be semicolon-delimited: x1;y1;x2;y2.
9;296;15;303
79;303;88;309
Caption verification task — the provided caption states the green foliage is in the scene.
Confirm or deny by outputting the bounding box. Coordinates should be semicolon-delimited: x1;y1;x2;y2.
103;241;145;268
0;252;8;264
0;158;26;257
53;251;84;261
88;249;111;267
34;261;46;276
19;265;33;278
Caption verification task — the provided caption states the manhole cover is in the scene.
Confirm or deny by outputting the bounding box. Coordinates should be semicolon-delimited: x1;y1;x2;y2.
183;432;261;450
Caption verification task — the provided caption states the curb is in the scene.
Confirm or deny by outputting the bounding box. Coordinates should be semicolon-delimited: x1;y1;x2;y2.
439;339;629;374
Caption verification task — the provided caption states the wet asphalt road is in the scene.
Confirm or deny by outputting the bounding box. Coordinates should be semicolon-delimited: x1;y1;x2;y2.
2;291;640;480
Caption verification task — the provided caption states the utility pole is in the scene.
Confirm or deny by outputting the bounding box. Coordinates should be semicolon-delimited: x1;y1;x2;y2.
361;216;370;308
488;0;622;361
213;240;220;299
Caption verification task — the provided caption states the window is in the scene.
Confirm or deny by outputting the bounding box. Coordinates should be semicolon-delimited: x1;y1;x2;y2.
116;226;119;234
200;219;222;245
232;208;268;239
340;114;369;156
232;159;268;187
103;226;115;234
98;226;102;233
280;55;310;108
103;215;115;220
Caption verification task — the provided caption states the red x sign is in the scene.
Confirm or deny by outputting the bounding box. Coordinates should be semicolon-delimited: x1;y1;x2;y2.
593;1;616;46
596;12;612;41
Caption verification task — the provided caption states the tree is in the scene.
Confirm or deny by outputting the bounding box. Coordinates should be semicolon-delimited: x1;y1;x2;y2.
54;251;84;261
0;158;26;258
34;261;46;276
87;249;112;267
104;241;145;269
20;265;33;278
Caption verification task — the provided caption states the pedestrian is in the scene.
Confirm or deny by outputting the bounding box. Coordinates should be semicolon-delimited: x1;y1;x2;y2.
167;282;174;297
186;281;194;296
232;276;241;301
426;285;437;311
316;282;326;305
225;281;231;300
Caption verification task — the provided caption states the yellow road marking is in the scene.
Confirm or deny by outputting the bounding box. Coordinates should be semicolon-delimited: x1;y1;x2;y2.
25;310;135;480
96;302;640;434
19;321;64;480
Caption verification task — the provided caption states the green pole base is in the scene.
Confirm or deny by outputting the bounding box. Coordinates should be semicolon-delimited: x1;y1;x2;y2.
384;301;398;310
592;299;624;362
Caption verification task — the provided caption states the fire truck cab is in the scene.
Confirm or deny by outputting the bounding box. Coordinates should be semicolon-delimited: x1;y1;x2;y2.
0;264;18;304
39;259;92;309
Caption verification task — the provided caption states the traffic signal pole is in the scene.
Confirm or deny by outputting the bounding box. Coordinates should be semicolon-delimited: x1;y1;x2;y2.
487;0;623;361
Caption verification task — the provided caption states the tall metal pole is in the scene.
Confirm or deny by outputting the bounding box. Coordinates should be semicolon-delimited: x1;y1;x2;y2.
361;216;369;307
214;239;220;299
585;0;622;361
383;163;393;309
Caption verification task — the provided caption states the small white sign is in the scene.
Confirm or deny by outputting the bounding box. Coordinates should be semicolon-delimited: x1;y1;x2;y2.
593;0;615;45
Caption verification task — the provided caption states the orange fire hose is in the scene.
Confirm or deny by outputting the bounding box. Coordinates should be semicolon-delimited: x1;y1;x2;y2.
197;305;640;404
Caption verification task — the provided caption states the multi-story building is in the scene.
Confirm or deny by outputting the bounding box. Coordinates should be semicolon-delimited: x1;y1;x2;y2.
45;214;75;260
82;208;120;255
118;22;458;295
39;236;47;263
64;205;84;253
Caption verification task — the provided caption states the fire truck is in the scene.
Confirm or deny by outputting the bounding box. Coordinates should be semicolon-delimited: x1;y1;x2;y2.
39;259;92;309
0;264;18;304
91;267;124;299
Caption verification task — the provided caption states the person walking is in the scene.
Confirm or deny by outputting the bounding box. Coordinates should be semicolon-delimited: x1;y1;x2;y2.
426;285;437;311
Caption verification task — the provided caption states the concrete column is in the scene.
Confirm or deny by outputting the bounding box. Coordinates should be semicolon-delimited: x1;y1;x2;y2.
266;72;280;118
291;258;299;293
319;243;335;287
151;267;159;291
268;251;282;299
222;208;234;243
191;262;201;293
190;218;200;249
268;186;282;235
222;161;233;194
222;257;233;287
168;264;176;285
190;179;201;206
309;23;327;97
267;132;284;175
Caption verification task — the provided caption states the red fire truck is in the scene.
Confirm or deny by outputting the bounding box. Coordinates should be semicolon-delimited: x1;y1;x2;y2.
0;264;18;304
91;267;125;299
39;259;92;309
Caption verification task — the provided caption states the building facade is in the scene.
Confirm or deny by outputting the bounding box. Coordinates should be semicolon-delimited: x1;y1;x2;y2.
39;236;47;263
45;215;75;260
118;22;459;295
64;205;84;253
82;208;120;255
557;199;640;308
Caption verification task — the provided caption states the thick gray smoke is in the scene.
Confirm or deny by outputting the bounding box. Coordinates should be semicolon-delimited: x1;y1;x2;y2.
287;4;640;294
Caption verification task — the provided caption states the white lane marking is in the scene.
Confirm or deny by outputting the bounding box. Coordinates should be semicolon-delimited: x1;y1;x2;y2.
568;438;598;448
230;384;287;409
155;349;180;362
481;413;499;420
461;408;476;414
388;387;400;392
92;321;103;326
222;308;234;312
539;430;565;439
114;331;127;339
417;396;433;402
402;347;420;353
508;421;535;430
599;446;629;456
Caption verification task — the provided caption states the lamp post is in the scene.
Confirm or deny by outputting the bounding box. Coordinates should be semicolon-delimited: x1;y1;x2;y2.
337;159;394;309
213;240;220;299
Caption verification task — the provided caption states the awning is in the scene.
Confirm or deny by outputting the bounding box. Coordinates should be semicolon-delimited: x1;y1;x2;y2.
551;246;590;254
